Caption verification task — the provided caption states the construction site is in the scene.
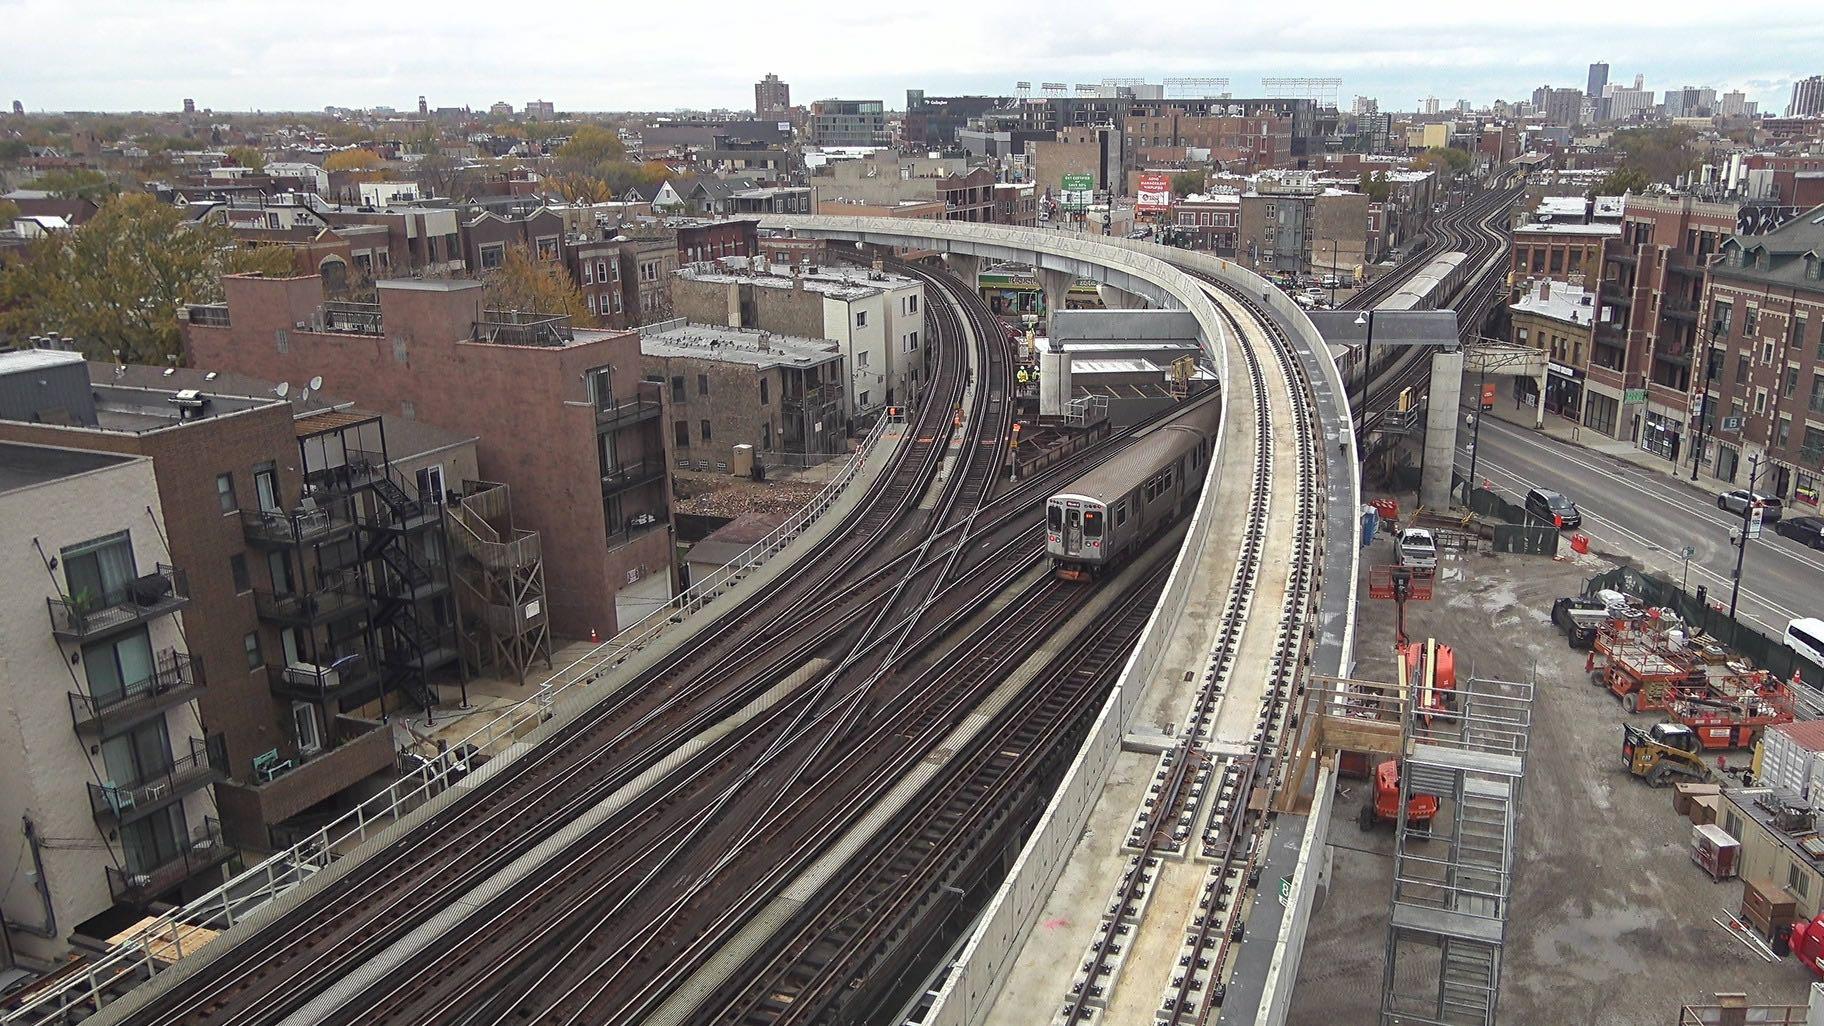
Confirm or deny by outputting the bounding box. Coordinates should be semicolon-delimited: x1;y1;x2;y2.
1288;517;1815;1024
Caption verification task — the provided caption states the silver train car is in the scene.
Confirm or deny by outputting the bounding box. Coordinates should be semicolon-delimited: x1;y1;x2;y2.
1046;398;1223;581
1379;251;1469;312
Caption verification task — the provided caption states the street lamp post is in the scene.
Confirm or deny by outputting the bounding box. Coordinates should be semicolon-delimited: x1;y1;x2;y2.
1728;452;1762;621
1354;310;1375;432
1466;362;1488;500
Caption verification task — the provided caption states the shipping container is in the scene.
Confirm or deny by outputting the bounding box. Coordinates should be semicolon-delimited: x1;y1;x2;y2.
1692;823;1741;881
1757;725;1824;807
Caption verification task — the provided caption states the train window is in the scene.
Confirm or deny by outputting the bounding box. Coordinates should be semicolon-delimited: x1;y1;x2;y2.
1067;509;1081;529
1114;503;1128;526
1163;468;1173;490
1047;504;1062;531
1083;510;1103;537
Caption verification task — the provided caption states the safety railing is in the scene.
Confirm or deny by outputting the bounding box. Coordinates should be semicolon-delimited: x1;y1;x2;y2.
0;406;907;1025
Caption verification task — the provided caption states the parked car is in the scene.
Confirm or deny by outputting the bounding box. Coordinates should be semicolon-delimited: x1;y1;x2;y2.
1717;489;1784;522
1524;488;1582;529
1551;596;1609;649
1775;515;1824;549
1397;527;1438;569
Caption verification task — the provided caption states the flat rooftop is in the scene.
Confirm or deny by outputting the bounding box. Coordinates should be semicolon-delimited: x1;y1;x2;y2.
639;321;841;370
0;440;136;495
676;257;917;300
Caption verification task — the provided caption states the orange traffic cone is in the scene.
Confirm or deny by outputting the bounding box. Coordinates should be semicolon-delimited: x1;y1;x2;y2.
589;627;599;643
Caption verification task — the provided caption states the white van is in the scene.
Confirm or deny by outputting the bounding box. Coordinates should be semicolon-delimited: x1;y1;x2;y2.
1786;618;1824;668
1397;528;1438;569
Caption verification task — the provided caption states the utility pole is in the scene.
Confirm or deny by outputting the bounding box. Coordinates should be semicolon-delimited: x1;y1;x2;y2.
1466;361;1488;499
1690;327;1715;482
1728;452;1761;621
1326;238;1339;308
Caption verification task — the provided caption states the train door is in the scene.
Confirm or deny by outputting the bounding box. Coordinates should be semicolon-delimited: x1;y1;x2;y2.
1064;506;1084;554
1083;507;1103;555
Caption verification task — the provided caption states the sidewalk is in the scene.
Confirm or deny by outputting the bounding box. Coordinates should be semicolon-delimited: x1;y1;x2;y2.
1476;396;1717;499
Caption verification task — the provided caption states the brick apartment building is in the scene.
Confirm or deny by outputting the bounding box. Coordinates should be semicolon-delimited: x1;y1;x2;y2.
0;350;484;849
1509;220;1619;300
638;321;846;465
564;219;757;329
1589;195;1740;455
1695;212;1824;502
182;274;676;637
1123;113;1292;172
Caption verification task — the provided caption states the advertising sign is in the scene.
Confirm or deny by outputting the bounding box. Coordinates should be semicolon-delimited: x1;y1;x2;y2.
1060;173;1094;211
1748;504;1765;539
1136;172;1172;212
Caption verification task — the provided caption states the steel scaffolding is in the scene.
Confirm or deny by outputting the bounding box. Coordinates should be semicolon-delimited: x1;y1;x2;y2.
1380;674;1533;1026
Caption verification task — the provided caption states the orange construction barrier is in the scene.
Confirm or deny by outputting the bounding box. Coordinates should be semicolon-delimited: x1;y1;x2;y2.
1570;533;1590;554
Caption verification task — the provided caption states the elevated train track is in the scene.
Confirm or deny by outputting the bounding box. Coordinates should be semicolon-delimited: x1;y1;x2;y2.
71;219;1355;1026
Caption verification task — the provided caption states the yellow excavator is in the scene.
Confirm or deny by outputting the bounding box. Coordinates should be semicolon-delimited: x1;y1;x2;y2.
1622;722;1711;787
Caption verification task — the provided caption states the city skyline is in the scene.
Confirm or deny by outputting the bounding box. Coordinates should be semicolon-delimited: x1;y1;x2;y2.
8;0;1823;115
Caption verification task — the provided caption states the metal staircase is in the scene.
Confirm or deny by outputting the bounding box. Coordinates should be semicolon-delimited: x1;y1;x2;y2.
362;468;447;714
445;480;551;685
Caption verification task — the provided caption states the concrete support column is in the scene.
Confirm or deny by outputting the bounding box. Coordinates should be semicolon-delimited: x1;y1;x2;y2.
1535;366;1548;429
1096;283;1145;309
1039;268;1072;322
944;253;983;292
1422;349;1465;510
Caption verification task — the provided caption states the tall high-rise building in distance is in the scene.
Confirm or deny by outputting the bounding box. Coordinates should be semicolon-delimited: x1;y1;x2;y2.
755;73;791;117
1586;62;1609;100
1790;75;1824;117
182;97;195;115
1423;95;1439;115
417;95;428;116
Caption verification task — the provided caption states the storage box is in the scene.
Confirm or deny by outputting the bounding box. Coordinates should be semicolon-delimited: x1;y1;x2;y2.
1742;877;1800;940
1692;823;1740;881
1674;782;1722;817
1690;794;1721;826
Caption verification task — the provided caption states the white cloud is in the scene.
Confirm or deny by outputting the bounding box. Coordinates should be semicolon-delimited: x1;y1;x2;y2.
6;0;1821;113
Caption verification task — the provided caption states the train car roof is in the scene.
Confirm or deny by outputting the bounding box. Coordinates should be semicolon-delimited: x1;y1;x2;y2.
1055;397;1220;505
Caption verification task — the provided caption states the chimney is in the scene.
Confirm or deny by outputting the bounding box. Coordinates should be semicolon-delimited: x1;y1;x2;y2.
1538;279;1550;301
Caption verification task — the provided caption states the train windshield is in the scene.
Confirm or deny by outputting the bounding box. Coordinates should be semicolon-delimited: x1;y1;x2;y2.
1047;504;1062;531
1083;510;1103;537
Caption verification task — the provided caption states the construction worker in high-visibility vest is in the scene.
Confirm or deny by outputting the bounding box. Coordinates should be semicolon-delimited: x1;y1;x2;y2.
1017;367;1029;385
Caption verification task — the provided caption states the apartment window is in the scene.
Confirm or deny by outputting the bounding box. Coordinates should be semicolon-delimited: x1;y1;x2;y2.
244;631;262;670
670;376;685;403
215;472;236;513
1711;300;1734;338
582;262;594;284
587;367;613;411
1764;341;1776;365
700;419;713;442
611;292;623;313
121;804;189;876
904;331;919;353
907;294;918;314
855;310;867;328
1791;314;1808;349
99;701;171;789
1786;366;1800;398
598;432;619;477
83;627;155;706
759;378;769;405
1549;250;1564;274
674;420;689;447
610;260;620;282
857;351;869;368
1737;354;1751;386
230;554;250;593
697;374;710;397
1755;391;1767;416
1778;418;1792;448
586;293;597;314
1745;305;1759;335
479;243;506;270
1568;249;1583;273
859;390;870;408
62;531;137;607
292;702;322;755
1531;249;1545;273
535;236;559;260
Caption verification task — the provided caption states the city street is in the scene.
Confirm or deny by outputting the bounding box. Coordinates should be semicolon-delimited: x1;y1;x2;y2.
1457;410;1824;636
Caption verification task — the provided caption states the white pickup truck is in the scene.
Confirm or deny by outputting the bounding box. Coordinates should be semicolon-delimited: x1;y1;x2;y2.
1397;528;1438;569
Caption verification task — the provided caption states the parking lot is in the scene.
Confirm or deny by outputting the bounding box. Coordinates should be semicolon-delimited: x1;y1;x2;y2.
1288;524;1814;1022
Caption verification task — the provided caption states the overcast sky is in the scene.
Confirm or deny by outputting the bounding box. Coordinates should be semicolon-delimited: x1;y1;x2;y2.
8;0;1821;115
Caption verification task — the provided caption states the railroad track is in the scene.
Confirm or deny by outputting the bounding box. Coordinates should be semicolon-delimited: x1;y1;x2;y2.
108;264;990;1026
1054;277;1327;1024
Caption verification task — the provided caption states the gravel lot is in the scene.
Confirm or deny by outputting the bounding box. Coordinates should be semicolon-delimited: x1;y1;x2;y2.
1288;522;1814;1023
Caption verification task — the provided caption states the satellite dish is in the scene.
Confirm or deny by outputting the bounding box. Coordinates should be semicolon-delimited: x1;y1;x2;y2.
162;367;176;376
204;371;218;381
299;387;312;404
274;381;290;398
308;375;324;391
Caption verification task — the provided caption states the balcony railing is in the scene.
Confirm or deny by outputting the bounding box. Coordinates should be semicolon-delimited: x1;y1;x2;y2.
253;567;369;625
319;301;383;335
268;651;375;701
601;457;668;498
783;385;840;411
184;304;231;327
88;735;227;824
472;311;574;347
605;512;666;551
69;649;204;734
1600;287;1632;308
105;816;231;907
239;497;356;548
48;564;189;643
595;381;664;430
305;451;385;496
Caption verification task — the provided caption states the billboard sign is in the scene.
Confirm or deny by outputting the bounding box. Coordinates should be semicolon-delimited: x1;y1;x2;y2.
1060;173;1094;211
1136;172;1172;212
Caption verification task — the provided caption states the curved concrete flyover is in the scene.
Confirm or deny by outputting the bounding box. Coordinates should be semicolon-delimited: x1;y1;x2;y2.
759;216;1362;1026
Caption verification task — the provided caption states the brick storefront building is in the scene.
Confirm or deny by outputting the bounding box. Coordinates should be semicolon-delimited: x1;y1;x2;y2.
183;275;677;638
1695;212;1824;503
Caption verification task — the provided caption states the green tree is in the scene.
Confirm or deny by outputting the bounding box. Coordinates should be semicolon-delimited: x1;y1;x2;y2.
1608;125;1698;184
1413;146;1472;175
555;124;626;177
225;145;267;172
0;193;293;363
1358;170;1392;203
1170;170;1206;196
1590;166;1651;197
0;139;29;162
30;168;118;202
482;245;593;327
0;199;18;224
